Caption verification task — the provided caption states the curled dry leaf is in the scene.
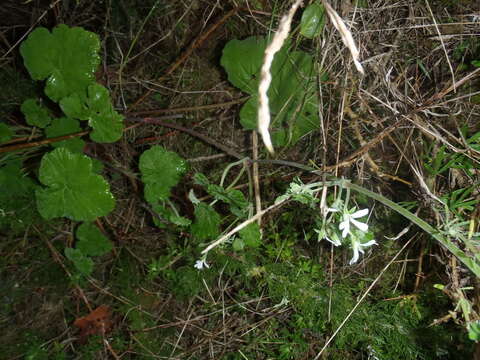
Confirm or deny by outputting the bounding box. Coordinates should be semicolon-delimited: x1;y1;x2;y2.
74;305;113;342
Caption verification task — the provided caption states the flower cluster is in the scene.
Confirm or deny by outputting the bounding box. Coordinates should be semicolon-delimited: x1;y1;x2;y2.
318;207;377;265
194;258;209;270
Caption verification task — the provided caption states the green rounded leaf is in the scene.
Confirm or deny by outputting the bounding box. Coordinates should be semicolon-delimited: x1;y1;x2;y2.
139;146;187;204
60;84;124;143
76;222;113;256
239;223;261;248
222;36;320;147
21;98;52;128
65;248;93;275
300;3;326;39
220;36;268;94
0;123;13;143
45;117;85;153
20;24;100;102
36;148;115;221
190;203;221;241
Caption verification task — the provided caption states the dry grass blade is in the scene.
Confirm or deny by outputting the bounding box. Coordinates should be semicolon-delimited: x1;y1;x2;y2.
321;0;364;74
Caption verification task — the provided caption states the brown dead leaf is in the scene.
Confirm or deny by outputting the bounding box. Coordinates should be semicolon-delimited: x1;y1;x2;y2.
74;305;113;343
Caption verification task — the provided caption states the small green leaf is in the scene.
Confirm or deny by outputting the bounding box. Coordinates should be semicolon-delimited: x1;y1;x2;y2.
233;238;245;251
139;145;187;204
0;123;13;143
205;184;249;217
190;203;221;241
36;148;115;221
193;173;210;187
65;248;93;275
239;222;262;248
0;159;39;233
20;25;100;102
472;60;480;68
300;3;326;39
76;222;113;256
60;84;124;143
21;99;52;128
469;321;480;341
45;117;85;153
151;203;191;228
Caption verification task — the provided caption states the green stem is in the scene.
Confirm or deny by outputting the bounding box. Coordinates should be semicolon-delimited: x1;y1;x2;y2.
345;181;480;278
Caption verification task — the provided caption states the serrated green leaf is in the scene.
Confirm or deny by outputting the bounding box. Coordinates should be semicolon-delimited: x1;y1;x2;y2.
300;3;326;39
0;123;13;143
45;117;85;153
76;222;113;256
36;148;115;221
0;159;39;233
65;248;93;275
239;222;261;248
170;214;191;227
139;145;187;204
21;99;52;128
190;203;221;241
193;173;210;187
221;36;319;147
151;203;191;228
20;25;100;102
60;84;123;143
206;184;249;217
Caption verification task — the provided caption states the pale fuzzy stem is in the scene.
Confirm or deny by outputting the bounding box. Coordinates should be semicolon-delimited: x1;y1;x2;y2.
257;0;303;154
322;0;364;74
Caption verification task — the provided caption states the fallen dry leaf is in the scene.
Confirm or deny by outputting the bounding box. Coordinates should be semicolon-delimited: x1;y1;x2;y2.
74;305;113;342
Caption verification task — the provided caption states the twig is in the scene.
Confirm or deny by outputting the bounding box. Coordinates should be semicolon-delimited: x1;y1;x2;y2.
127;7;242;112
127;117;244;160
128;96;249;117
252;131;262;226
314;235;416;358
201;199;288;254
0;130;89;154
1;0;62;59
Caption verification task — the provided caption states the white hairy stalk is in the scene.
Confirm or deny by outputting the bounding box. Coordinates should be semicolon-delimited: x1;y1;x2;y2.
257;0;303;154
321;0;364;74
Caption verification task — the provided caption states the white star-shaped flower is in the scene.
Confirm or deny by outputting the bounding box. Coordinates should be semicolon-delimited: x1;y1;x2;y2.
349;239;377;265
339;208;369;238
194;259;209;270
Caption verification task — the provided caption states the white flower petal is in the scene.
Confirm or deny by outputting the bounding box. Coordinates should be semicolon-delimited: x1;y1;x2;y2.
349;242;360;265
351;208;369;218
360;240;377;248
325;236;342;247
194;259;209;270
339;220;350;238
350;218;369;232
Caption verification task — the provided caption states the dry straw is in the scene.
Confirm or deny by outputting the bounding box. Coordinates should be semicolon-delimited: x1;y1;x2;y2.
257;0;364;153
